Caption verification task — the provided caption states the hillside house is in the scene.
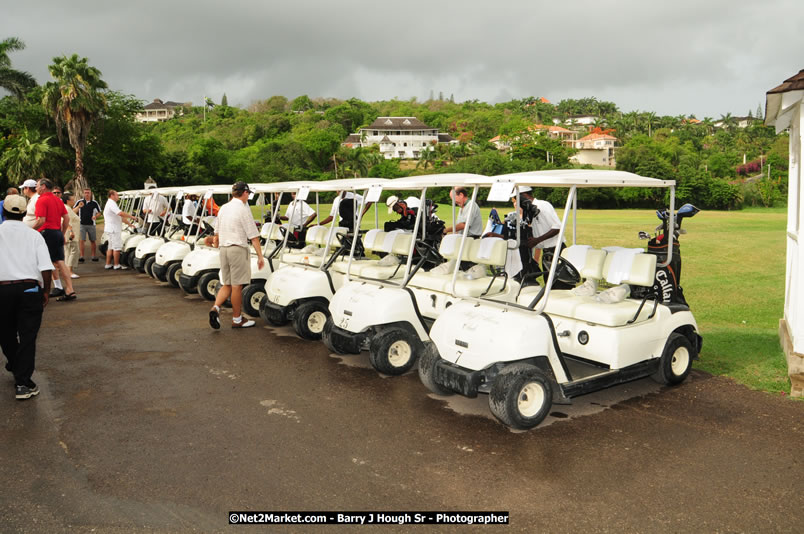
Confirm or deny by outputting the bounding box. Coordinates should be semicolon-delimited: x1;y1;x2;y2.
136;98;186;123
570;132;617;167
490;124;577;151
342;117;457;159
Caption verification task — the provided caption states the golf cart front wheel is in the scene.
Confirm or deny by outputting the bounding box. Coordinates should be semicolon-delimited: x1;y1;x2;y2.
197;272;219;301
369;328;420;376
652;333;695;385
293;301;330;340
144;256;156;278
166;263;182;288
418;342;453;396
242;283;266;318
489;363;553;430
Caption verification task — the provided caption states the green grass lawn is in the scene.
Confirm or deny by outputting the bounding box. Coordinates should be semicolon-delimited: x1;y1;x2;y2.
260;202;791;395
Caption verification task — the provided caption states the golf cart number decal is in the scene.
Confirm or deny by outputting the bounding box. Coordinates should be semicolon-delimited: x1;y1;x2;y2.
338;316;349;328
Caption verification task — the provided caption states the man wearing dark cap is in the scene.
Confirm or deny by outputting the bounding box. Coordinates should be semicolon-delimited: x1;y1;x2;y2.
208;181;265;330
0;195;54;399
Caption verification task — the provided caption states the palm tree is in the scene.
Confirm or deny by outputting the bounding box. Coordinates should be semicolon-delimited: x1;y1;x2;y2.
0;37;37;99
645;112;657;137
0;130;59;183
42;54;108;192
416;144;437;170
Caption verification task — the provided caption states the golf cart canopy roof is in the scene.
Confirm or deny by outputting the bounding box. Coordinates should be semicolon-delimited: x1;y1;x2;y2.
382;173;487;190
304;178;389;192
249;181;311;194
467;169;674;188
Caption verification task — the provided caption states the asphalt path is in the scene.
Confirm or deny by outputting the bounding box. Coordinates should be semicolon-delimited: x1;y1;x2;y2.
1;261;801;533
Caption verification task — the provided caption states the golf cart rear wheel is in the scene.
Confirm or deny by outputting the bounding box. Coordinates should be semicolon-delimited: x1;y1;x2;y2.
144;256;156;278
242;283;266;318
418;342;453;396
166;263;182;288
369;328;420;376
293;301;330;340
489;363;553;430
197;272;219;301
652;333;694;385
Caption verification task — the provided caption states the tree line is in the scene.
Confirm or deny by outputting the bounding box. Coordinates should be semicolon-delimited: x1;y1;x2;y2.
0;37;789;210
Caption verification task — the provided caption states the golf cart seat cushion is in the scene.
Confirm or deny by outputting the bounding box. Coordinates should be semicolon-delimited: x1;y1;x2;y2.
314;226;347;248
516;288;654;327
602;252;656;286
439;234;474;261
363;229;385;251
389;232;413;256
450;272;507;297
330;232;411;276
469;237;508;266
263;223;285;241
561;245;607;280
355;263;405;280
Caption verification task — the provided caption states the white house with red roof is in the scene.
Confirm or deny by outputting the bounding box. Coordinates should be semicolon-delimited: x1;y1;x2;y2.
570;132;618;167
342;117;456;159
489;124;577;151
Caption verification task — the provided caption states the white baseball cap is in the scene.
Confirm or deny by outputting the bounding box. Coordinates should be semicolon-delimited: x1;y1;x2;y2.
21;179;38;189
386;195;400;213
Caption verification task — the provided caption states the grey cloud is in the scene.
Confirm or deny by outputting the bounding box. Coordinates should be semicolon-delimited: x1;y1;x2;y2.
1;0;802;116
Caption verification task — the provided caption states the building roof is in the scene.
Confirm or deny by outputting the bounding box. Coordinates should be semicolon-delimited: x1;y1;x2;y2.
364;117;432;130
577;133;618;142
530;124;574;134
767;69;804;94
489;135;501;143
438;133;455;143
344;134;361;144
143;98;183;110
379;135;393;144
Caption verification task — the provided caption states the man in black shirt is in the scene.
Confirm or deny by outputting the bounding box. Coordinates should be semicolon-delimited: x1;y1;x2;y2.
74;188;101;262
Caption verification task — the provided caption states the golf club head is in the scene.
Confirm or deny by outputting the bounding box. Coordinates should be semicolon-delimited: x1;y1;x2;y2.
677;203;700;220
638;231;651;240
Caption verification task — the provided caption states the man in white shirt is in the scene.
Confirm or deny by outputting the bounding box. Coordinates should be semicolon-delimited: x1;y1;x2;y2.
281;193;316;229
20;179;39;228
208;182;264;330
142;192;169;236
0;195;54;400
103;190;139;270
182;194;200;236
444;187;482;237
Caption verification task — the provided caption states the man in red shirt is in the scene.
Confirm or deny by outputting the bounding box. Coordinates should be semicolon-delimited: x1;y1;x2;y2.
33;178;76;301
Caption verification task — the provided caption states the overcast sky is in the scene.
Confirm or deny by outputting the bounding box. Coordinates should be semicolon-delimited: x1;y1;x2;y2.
3;0;802;118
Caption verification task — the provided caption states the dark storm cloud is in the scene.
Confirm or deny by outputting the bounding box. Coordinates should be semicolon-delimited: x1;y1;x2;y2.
2;0;802;117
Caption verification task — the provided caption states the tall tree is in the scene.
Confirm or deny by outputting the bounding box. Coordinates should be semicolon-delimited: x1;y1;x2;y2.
221;93;228;107
42;54;108;192
0;37;37;99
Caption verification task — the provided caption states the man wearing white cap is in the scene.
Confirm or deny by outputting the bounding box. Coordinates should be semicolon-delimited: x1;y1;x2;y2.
384;195;417;232
20;179;39;228
0;195;54;400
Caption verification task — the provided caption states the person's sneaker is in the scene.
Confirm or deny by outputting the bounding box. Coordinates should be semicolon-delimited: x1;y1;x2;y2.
104;264;113;270
15;383;39;400
232;319;256;329
78;257;85;263
209;308;221;330
91;257;99;262
70;273;80;279
50;288;65;298
113;265;128;270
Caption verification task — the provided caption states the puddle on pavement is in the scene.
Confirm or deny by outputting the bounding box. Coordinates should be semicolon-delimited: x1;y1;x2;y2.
428;377;663;432
328;351;373;370
263;325;299;338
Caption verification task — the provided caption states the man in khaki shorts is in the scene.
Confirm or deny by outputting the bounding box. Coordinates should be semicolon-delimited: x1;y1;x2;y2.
208;181;264;329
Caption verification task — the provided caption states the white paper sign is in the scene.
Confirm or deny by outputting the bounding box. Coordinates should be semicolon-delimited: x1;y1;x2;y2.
488;180;516;202
296;186;310;201
204;189;213;200
365;184;383;203
176;191;184;200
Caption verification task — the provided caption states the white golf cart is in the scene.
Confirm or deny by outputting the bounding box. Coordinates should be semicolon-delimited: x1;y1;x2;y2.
260;178;390;338
99;189;148;260
324;174;511;376
149;185;217;287
132;187;185;276
177;185;237;298
418;170;702;430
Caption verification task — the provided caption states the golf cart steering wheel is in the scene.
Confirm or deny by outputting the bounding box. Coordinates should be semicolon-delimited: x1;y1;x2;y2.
541;251;581;285
415;239;445;265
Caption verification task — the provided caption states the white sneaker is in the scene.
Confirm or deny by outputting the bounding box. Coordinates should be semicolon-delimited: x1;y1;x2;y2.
232;319;255;329
572;279;597;296
113;265;128;270
104;264;113;270
70;274;80;279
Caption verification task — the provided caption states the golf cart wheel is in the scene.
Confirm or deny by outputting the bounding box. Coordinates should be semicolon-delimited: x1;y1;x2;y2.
127;250;137;269
369;327;420;376
489;363;553;430
652;333;695;386
293;300;330;340
166;263;182;288
242;283;266;318
197;272;219;301
418;342;453;396
144;256;156;278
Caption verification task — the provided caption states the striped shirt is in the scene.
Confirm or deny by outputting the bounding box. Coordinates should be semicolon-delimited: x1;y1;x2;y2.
215;197;258;247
